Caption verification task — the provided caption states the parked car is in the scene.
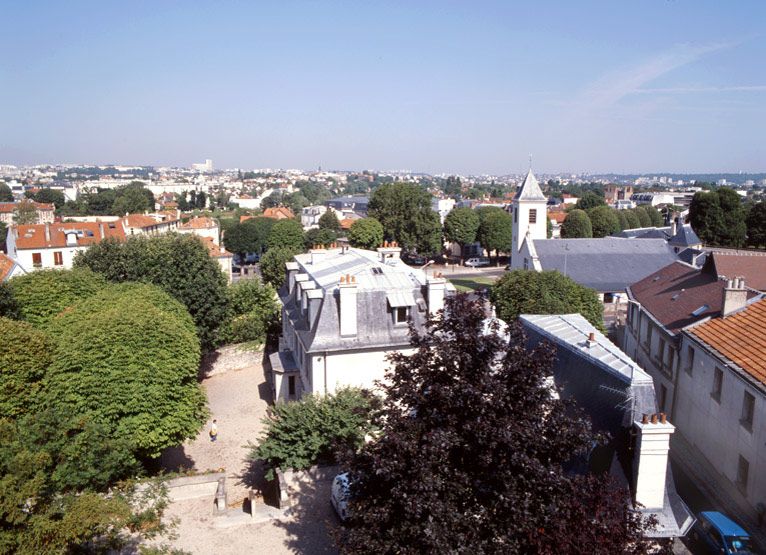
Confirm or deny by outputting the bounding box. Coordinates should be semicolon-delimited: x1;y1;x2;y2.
402;252;427;266
465;257;490;267
331;472;351;521
691;511;756;554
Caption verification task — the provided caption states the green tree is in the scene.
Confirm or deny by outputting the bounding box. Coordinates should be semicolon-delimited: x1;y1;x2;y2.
223;217;275;256
219;278;280;345
632;207;651;228
30;188;66;209
368;182;442;255
689;191;722;245
267;219;305;251
13;200;38;224
623;209;641;230
443;176;462;197
85;188;118;215
0;318;52;419
259;247;300;288
747;202;766;248
616;210;629;231
443;207;480;260
9;268;107;326
74;234;228;350
348;217;384;250
476;206;513;262
196;191;207;209
0;182;12;202
251;388;378;480
574;191;606;211
716;187;747;247
560;209;593;238
338;296;659;553
43;283;206;459
587;206;620;238
547;216;553;238
0;282;19;319
304;227;337;249
112;184;153;215
491;270;604;331
261;190;282;209
643;205;663;227
318;210;341;232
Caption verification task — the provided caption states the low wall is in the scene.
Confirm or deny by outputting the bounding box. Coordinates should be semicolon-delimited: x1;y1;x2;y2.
274;465;340;509
165;472;227;502
201;344;263;378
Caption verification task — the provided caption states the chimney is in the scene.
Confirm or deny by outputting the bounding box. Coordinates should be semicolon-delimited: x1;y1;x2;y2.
339;274;358;337
44;223;50;242
632;414;675;509
299;280;317;315
586;332;596;348
427;273;446;316
285;261;299;294
722;277;747;317
377;241;402;263
293;273;309;305
671;217;678;237
310;246;327;265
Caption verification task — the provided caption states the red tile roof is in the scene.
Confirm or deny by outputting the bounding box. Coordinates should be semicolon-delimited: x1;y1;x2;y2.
199;236;232;258
180;216;217;229
689;298;766;385
14;222;126;249
629;261;758;334
0;201;54;213
708;251;766;292
263;207;294;220
0;253;16;281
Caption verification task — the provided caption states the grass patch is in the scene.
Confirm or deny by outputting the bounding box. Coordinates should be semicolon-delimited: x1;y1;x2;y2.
448;276;496;293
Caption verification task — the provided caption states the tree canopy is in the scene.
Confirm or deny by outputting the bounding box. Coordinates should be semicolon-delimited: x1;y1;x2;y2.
560;209;593;238
260;246;301;288
267;219;306;252
27;188;66;209
223;216;275;256
219;278;279;345
348;217;384;250
0;318;52;419
443;207;480;256
492;269;604;331
318;210;342;232
338;296;658;553
476;206;513;259
689;188;746;247
588;205;620;238
574;191;606;211
74;234;228;350
747;202;766;248
0;182;12;202
13;200;38;224
368;182;442;255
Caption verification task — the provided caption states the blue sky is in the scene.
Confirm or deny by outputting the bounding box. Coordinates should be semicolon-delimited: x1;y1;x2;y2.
1;1;765;174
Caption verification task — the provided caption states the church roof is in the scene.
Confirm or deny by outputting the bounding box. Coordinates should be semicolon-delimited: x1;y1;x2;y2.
513;170;547;202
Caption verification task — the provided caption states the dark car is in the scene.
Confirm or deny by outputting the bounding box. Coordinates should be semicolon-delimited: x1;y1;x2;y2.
403;252;427;266
691;511;756;554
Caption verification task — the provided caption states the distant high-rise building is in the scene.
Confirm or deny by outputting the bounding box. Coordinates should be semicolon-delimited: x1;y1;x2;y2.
192;159;213;172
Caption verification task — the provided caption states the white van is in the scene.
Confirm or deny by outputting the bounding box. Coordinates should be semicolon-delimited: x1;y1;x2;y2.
465;257;490;267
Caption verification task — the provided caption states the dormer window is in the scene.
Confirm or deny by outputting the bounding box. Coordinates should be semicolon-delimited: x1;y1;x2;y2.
394;306;409;325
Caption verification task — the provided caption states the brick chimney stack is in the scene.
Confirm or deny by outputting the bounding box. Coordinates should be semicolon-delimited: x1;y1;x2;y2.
722;277;747;317
633;413;675;509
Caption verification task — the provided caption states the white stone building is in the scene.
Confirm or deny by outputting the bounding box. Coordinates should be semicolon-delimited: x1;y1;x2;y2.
510;170;548;264
270;244;453;402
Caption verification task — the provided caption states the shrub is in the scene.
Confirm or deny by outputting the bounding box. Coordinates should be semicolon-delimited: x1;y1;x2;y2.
9;268;107;326
260;247;301;288
219;278;279;344
251;388;379;479
560;209;593;238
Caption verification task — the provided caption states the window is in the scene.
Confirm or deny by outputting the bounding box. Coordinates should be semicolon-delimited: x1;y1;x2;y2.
53;251;63;266
711;367;723;403
288;375;296;397
658;338;666;366
32;252;42;267
529;209;537;224
524;258;529;270
741;391;755;432
685;345;695;376
395;306;410;324
736;455;750;493
644;322;653;350
659;384;668;413
514;207;518;223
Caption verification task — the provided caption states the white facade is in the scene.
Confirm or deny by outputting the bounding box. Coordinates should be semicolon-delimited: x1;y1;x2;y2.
510;170;547;269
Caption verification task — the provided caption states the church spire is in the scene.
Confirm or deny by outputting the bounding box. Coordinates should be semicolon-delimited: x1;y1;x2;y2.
514;168;546;202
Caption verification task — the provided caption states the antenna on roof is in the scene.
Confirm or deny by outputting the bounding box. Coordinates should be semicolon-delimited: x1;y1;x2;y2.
528;154;533;170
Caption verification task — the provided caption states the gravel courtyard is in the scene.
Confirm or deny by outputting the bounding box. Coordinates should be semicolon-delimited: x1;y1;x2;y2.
157;351;338;554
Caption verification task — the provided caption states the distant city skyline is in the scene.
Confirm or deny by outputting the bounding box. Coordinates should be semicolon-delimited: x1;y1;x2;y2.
1;1;765;174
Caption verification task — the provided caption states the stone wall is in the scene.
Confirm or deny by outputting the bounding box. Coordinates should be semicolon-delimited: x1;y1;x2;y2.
200;343;263;378
274;465;340;509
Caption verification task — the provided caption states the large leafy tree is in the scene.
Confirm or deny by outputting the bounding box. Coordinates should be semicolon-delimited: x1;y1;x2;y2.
574;191;606;211
85;188;118;215
8;268;107;326
112;183;153;215
588;206;620;238
318;210;342;232
716;187;747;247
13;200;38;224
560;209;593;238
631;207;652;228
223;216;275;256
251;388;378;480
443;207;480;260
43;282;206;460
476;206;513;261
0;318;51;419
28;188;66;209
689;188;746;247
0;281;19;319
622;209;641;230
74;234;228;350
368;182;442;255
0;182;12;201
492;269;604;331
219;278;279;345
259;246;301;288
267;219;305;251
348;217;384;250
747;202;766;248
338;296;659;553
304;227;337;249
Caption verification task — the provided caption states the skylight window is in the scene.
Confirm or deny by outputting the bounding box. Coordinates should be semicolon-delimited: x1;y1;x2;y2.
372;267;383;275
691;304;709;317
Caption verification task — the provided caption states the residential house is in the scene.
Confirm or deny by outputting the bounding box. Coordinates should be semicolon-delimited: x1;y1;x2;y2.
677;297;766;521
270;243;453;402
122;213;180;236
604;184;634;204
326;196;369;217
521;313;694;539
0;202;55;225
199;236;233;282
263;206;295;220
6;221;126;271
704;250;766;292
178;216;220;245
301;205;329;229
623;261;761;418
0;252;25;281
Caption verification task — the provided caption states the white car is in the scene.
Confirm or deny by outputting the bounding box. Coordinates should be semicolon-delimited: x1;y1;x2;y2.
330;472;351;521
465;257;490;267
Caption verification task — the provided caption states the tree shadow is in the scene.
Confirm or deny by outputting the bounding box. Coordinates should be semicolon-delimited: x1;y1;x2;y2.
198;349;221;381
259;348;275;405
158;445;196;473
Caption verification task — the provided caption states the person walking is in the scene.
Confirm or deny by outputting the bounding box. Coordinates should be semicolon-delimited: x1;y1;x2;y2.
209;419;218;442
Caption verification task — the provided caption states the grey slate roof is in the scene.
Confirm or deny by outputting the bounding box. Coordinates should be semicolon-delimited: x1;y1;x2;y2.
614;225;671;239
669;224;701;247
513;170;547;201
532;237;678;293
677;247;706;267
519;313;694;538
